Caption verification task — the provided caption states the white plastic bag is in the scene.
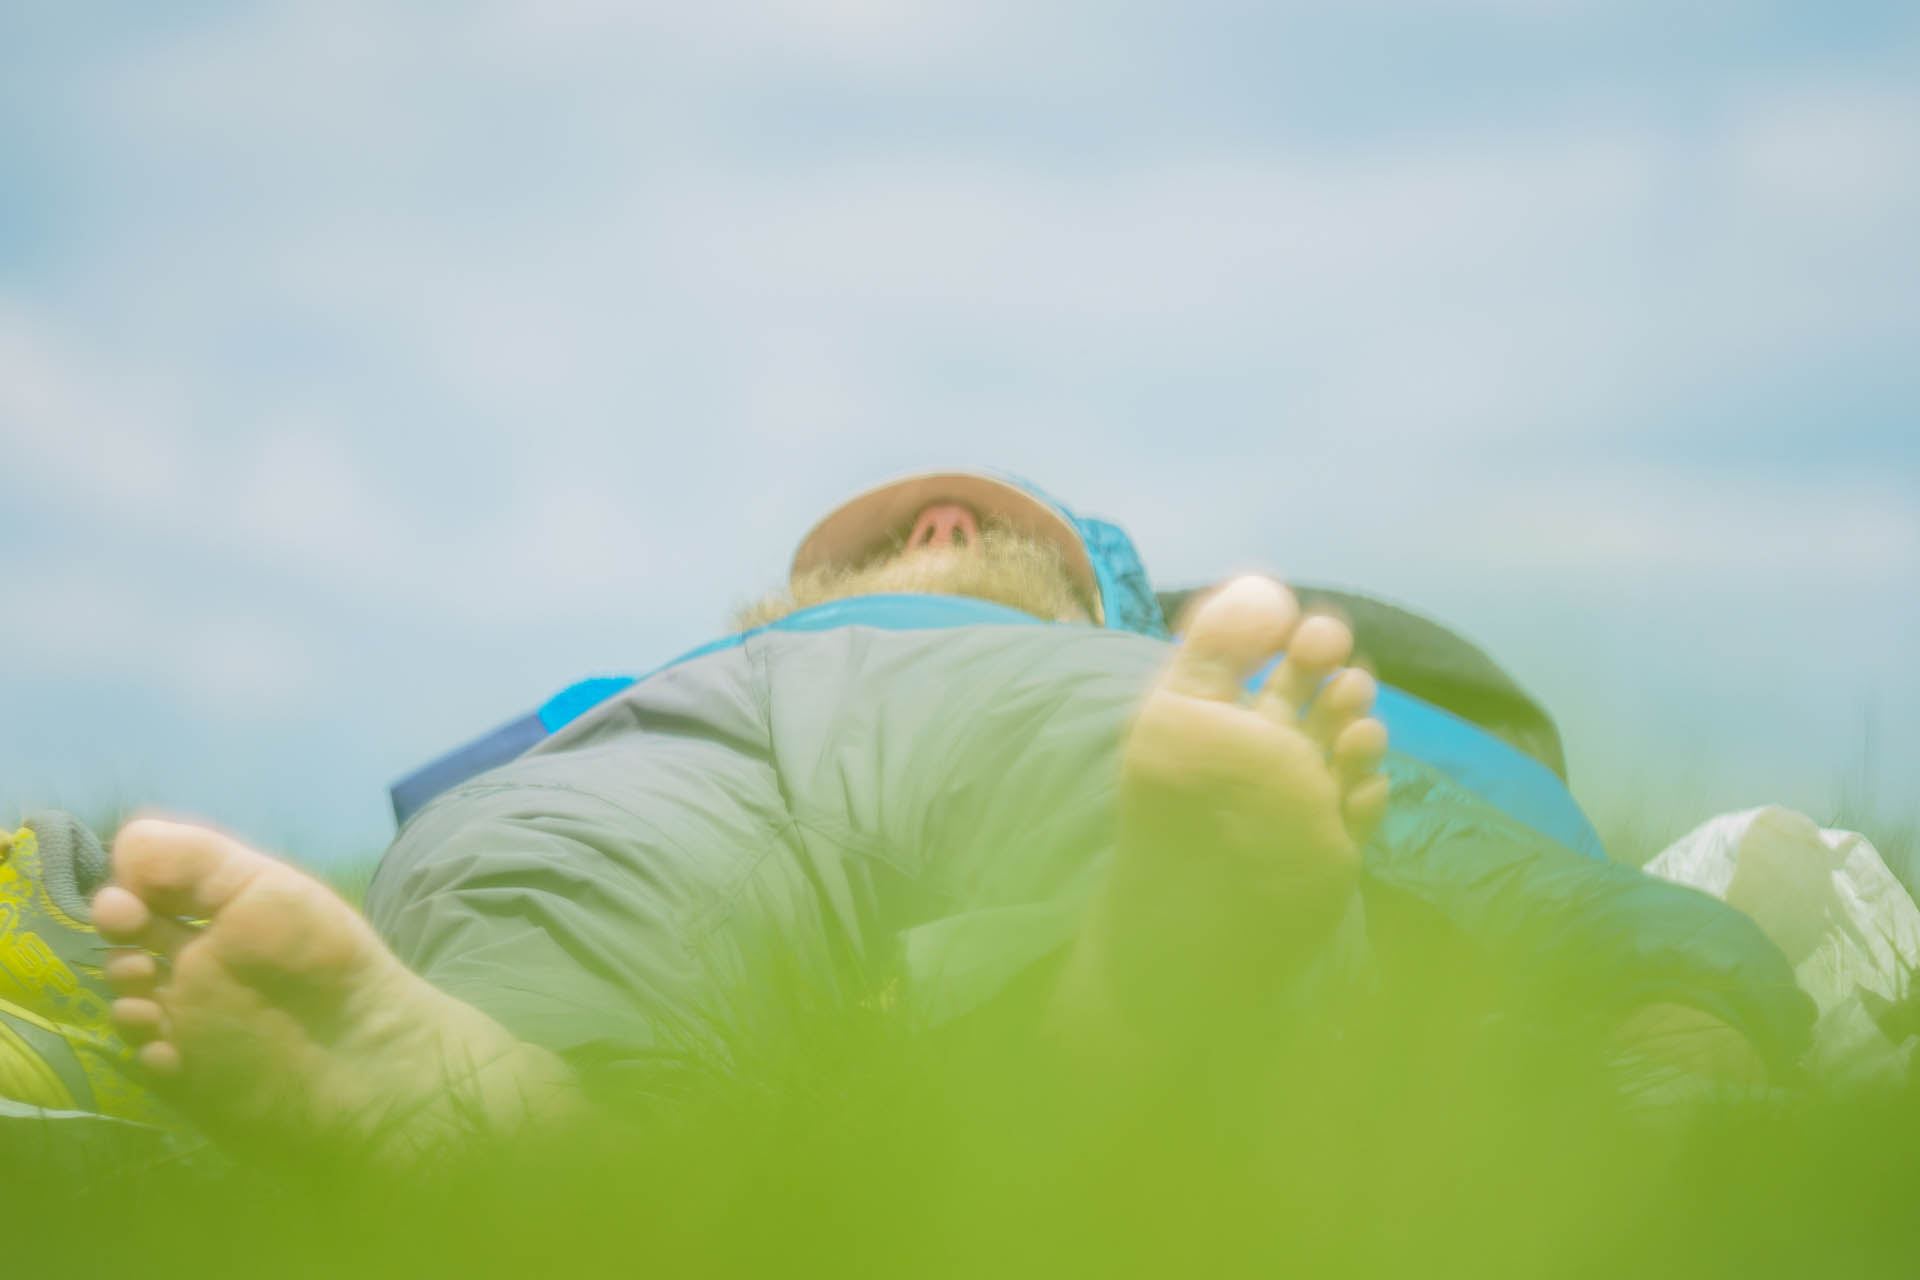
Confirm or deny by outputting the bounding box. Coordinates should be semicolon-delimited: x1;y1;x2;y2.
1643;805;1920;1081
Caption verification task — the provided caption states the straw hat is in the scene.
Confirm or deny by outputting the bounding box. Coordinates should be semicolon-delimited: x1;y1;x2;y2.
790;470;1103;623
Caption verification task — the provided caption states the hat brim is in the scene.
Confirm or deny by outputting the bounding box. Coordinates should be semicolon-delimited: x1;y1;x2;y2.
790;470;1103;623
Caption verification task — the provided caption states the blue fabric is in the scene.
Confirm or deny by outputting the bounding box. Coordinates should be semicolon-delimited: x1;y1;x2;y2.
537;677;639;733
390;712;549;826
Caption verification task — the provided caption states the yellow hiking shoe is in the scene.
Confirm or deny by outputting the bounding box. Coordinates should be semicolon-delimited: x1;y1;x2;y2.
0;813;165;1120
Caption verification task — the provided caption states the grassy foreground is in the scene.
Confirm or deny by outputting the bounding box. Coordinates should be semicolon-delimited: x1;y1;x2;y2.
8;803;1914;1276
10;898;1920;1280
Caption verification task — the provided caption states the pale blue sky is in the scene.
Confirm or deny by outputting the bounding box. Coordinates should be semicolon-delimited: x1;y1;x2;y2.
2;1;1915;862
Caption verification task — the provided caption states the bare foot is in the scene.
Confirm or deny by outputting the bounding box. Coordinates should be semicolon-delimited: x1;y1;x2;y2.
1057;576;1389;1057
90;818;574;1164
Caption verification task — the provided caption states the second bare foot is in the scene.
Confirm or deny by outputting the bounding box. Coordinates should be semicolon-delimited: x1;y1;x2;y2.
92;818;575;1164
1065;575;1389;1052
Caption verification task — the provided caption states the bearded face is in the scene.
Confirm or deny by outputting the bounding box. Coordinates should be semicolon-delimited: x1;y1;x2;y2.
734;516;1097;632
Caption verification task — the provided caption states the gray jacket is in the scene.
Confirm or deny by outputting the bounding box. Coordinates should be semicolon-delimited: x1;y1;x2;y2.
366;600;1812;1075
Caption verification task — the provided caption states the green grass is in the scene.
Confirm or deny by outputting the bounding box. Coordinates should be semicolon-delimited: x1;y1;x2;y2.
12;928;1920;1280
14;789;1920;1276
316;857;381;907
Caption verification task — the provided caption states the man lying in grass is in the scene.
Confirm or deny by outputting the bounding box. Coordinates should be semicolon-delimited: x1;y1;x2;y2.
15;471;1813;1164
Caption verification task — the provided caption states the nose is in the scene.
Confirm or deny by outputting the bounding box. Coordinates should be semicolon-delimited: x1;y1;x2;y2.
906;502;980;552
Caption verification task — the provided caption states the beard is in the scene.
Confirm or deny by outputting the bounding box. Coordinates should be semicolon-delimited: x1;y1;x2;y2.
732;522;1097;632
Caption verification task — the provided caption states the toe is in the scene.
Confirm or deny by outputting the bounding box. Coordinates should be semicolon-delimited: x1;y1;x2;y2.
1303;668;1378;751
1257;613;1355;719
1343;774;1391;845
1162;575;1300;702
110;817;270;921
1332;717;1389;787
110;996;167;1046
93;885;202;957
135;1040;182;1077
104;949;162;997
91;885;151;942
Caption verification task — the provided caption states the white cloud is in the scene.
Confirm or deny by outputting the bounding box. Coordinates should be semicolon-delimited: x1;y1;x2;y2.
44;2;1920;487
735;326;877;447
235;424;391;566
216;427;676;624
100;4;432;154
0;300;193;515
1729;84;1920;222
494;482;657;603
216;86;1913;475
1442;466;1920;585
226;127;1675;473
0;298;675;630
175;611;321;714
0;558;318;718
